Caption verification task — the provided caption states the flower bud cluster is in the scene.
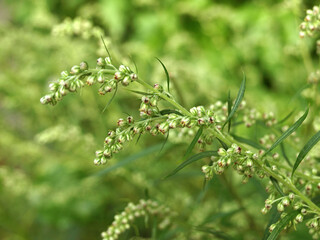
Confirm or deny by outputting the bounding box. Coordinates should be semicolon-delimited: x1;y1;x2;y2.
101;199;173;240
201;144;258;182
41;57;138;105
299;6;320;38
139;94;160;117
94;108;218;164
52;17;104;40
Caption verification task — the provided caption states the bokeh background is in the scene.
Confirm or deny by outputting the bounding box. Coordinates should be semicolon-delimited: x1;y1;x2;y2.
0;0;319;239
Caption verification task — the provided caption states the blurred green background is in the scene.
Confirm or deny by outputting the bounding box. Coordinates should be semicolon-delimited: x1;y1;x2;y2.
0;0;318;239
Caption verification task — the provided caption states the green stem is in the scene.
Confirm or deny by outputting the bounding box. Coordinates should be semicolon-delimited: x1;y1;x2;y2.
137;79;192;117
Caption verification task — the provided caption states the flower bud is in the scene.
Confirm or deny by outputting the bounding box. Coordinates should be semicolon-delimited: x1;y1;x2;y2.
86;75;95;85
94;158;101;165
218;148;227;156
153;83;163;91
277;203;284;212
97;57;105;66
295;214;303;223
282;197;290;207
127;116;134;124
117;118;125;127
97;72;105;83
61;70;69;78
71;65;81;74
80;61;89;70
122;76;130;86
114;72;122;80
130;73;137;81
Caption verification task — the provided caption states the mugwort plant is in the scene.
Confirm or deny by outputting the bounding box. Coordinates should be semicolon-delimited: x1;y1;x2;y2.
41;5;320;240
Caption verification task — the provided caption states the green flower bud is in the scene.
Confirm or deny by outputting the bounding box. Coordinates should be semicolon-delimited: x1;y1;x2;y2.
122;76;130;86
153;83;163;91
97;72;105;83
97;57;105;66
277;203;284;212
218;148;227;156
61;70;69;78
105;57;112;65
269;224;276;232
295;214;303;223
114;72;122;80
94;158;101;165
149;98;157;107
130;73;137;81
86;75;96;85
71;65;81;74
261;207;268;214
117;118;125;127
80;61;89;70
282;197;290;207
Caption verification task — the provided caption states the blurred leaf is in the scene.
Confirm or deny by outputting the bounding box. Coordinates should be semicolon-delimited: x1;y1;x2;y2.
217;138;228;150
94;143;166;177
227;91;232;132
200;208;242;225
292;131;320;178
165;151;218;179
262;207;281;240
222;73;246;130
277;110;294;125
195;226;234;240
267;211;299;240
263;108;309;156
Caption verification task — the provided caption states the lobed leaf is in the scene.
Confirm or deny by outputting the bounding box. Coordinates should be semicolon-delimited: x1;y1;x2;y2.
222;73;246;130
263;108;309;156
292;131;320;178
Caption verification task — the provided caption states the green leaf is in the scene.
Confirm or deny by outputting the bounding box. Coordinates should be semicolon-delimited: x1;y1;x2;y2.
222;73;246;130
156;57;170;93
262;207;281;240
216;138;228;150
280;143;292;166
232;135;265;150
263;109;309;156
100;35;112;60
126;89;154;96
270;177;285;196
267;211;299;240
277;110;294;125
165;151;218;179
195;227;234;240
102;83;118;113
94;143;165;177
160;109;183;116
292;131;320;178
184;127;203;158
227;91;232;132
159;131;170;153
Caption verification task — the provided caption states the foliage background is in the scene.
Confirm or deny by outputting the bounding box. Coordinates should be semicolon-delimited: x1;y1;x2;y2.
0;0;318;239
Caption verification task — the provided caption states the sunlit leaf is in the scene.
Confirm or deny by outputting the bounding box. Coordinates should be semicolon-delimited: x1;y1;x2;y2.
156;57;170;93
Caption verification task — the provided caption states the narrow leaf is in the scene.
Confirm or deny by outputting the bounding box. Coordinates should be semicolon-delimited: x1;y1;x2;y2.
196;227;234;240
102;83;118;113
280;143;292;166
160;109;183;116
262;207;280;240
216;138;228;150
267;211;299;240
263;108;309;156
184;127;203;157
127;89;153;96
270;177;285;196
227;91;232;132
159;131;170;154
277;110;294;125
165;151;218;179
156;57;170;93
222;73;246;130
292;131;320;178
232;135;265;150
100;35;111;60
